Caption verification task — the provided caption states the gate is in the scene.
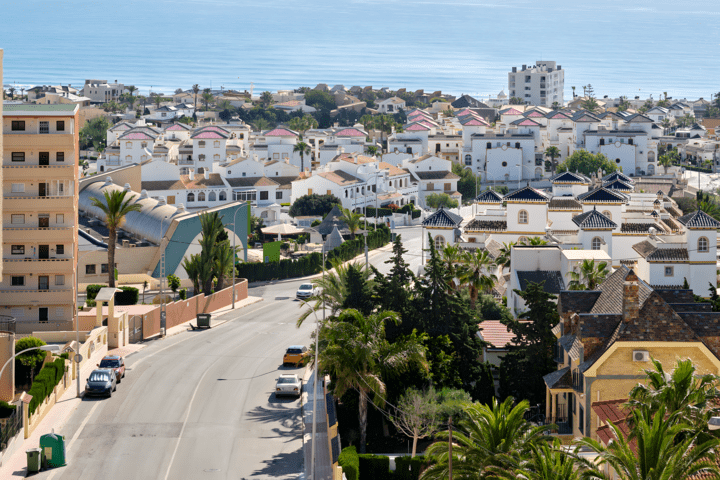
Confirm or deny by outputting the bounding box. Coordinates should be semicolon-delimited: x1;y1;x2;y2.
129;315;143;343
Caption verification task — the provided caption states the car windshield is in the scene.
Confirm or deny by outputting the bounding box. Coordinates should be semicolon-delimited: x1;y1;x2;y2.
286;348;302;354
89;373;110;382
277;377;297;384
99;359;120;368
299;285;313;290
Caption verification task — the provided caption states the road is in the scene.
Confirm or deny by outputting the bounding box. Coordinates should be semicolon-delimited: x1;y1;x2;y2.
32;226;423;480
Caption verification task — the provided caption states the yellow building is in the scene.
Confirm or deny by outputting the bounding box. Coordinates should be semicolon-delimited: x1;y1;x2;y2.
1;103;79;333
545;265;720;440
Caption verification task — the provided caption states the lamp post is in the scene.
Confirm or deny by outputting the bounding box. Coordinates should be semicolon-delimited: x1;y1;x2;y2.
231;203;245;309
159;215;168;336
463;166;479;217
74;249;93;397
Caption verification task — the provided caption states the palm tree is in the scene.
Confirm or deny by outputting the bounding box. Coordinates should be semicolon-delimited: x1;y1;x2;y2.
567;259;609;290
364;145;379;158
252;118;270;132
491;440;595;480
458;249;497;308
213;241;237;291
182;254;205;295
192;84;200;111
420;398;550;480
495;242;515;273
154;95;162;110
198;211;225;293
660;118;673;135
551;101;560;110
260;91;273;108
577;407;720;480
288;114;317;134
544;146;561;175
89;190;143;287
318;309;428;453
127;85;136;100
522;236;548;246
659;153;674;174
293;135;311;173
7;86;15;100
339;207;362;239
441;244;463;289
201;88;213;111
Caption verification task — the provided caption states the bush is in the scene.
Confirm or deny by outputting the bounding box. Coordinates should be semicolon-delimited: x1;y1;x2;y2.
179;288;187;301
27;358;66;416
685;165;712;173
0;401;17;418
338;446;360;480
115;286;139;305
394;456;427;480
289;193;341;217
15;337;47;387
86;284;106;300
85;299;97;308
358;454;391;480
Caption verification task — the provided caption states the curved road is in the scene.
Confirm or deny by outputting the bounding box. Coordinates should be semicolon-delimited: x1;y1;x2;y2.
33;226;422;480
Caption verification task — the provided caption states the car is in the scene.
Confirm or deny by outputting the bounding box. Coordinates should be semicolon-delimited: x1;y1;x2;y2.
275;374;302;397
98;355;126;383
84;369;117;398
283;345;308;367
296;283;317;300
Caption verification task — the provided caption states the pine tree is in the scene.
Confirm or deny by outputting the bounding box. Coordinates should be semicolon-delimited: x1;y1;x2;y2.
371;235;415;335
341;264;374;315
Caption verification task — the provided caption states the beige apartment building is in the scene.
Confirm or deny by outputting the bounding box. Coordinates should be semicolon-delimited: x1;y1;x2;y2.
1;49;4;283
1;103;79;333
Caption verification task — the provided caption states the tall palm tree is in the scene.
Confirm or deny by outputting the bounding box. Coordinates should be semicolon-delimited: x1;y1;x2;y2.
567;259;609;290
659;153;674;174
89;190;143;287
182;254;203;295
192;84;200;111
7;86;15;100
544;146;561;175
202;89;213;111
127;85;136;100
339;207;362;239
293;135;311;173
420;398;551;480
154;95;162;110
318;309;428;453
577;407;720;480
365;145;379;158
660;118;673;135
197;211;225;293
213;241;237;291
495;242;515;273
458;249;497;308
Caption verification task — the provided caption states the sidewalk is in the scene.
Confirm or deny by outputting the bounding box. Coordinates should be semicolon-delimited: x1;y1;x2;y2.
301;368;332;480
0;295;263;478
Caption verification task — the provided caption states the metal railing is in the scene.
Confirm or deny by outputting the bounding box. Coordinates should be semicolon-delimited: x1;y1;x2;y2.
0;316;16;333
573;369;584;393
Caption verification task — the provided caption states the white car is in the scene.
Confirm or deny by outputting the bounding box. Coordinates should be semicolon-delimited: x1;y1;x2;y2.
275;374;302;397
296;283;318;300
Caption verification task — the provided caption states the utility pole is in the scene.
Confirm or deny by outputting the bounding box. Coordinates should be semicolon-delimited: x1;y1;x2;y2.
448;416;453;480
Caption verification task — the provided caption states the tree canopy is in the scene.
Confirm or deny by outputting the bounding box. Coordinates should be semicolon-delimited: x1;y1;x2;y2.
556;150;618;177
80;116;111;150
426;193;459;209
288;193;341;217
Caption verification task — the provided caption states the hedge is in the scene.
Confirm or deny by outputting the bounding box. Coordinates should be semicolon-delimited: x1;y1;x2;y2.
358;454;391;480
394;456;427;480
86;285;138;305
86;284;105;300
338;446;359;480
366;204;422;219
27;358;66;416
684;165;712;173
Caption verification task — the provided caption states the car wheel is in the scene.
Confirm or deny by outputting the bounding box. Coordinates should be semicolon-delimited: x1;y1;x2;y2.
122;371;125;378
114;383;117;392
108;390;112;398
117;376;121;384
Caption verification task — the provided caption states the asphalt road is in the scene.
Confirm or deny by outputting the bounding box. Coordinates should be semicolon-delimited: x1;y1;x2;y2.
35;225;423;480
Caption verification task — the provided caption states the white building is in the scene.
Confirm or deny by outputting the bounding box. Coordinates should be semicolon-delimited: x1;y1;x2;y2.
508;61;564;107
377;97;406;114
81;79;125;104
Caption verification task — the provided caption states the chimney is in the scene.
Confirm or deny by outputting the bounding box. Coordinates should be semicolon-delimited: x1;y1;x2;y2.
512;67;517;73
623;269;640;323
204;170;210;180
188;169;195;181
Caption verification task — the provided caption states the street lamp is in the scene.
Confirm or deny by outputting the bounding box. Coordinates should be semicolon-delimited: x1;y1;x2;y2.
159;215;168;336
231;203;246;309
463;166;479;217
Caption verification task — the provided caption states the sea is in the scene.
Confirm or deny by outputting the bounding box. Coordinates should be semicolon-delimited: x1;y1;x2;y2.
1;0;719;101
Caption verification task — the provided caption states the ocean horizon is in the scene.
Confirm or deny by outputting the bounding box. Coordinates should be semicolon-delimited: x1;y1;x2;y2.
2;0;719;102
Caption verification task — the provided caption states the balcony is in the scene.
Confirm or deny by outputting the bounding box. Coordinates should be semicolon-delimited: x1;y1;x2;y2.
3;164;76;179
544;417;573;435
540;83;547;89
572;369;584;393
3;133;75;150
0;289;73;306
3;195;75;211
178;159;194;165
3;258;73;274
3;227;75;243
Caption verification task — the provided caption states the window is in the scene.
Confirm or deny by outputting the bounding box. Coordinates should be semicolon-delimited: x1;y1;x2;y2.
665;266;674;277
502;161;507;167
699;237;709;252
56;121;65;131
55;275;65;286
11;245;24;255
56;245;64;255
101;264;109;274
308;189;313;195
579;406;584;434
276;191;283;200
86;264;96;275
11;215;25;224
40;214;50;227
260;191;269;200
486;142;492;149
56;152;65;162
11;276;25;286
56;307;64;317
187;193;195;202
199;154;206;161
602;210;612;220
198;192;206;202
39;308;48;322
444;183;451;191
39;121;49;134
11;120;25;131
198;141;206;148
56;214;64;224
38;276;49;290
616;158;621;164
11;183;25;193
219;191;226;201
515;142;520;149
465;154;472;166
591;237;602;250
518;210;528;224
126;142;132;149
434;236;445;249
208;191;216;201
11;152;25;162
214;141;220;148
141;142;148;148
125;155;132;162
273;153;280;159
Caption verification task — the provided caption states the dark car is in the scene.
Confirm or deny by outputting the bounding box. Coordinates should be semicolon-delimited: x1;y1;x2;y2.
98;355;126;383
85;369;117;398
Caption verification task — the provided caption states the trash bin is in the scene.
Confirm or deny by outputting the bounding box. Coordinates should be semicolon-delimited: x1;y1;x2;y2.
196;313;211;328
26;448;42;473
39;432;66;468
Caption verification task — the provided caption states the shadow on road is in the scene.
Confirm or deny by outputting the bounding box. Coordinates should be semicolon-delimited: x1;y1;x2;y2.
250;447;304;478
246;395;301;442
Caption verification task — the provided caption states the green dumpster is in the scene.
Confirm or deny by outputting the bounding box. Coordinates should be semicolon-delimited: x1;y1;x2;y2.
197;313;211;328
39;432;66;468
26;448;42;473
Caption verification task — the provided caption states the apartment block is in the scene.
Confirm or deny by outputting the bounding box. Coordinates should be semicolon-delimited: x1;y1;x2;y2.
80;79;124;104
1;104;79;333
0;49;4;283
508;61;564;107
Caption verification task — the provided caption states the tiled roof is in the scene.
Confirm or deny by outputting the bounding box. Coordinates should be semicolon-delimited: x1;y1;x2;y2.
141;180;185;191
632;240;689;262
405;123;432;131
545;111;572;119
590;266;653;314
317;170;361;186
475;190;504;203
572;208;617;229
543;366;571;389
464;220;507;231
516;271;564;293
119;131;156;140
577;187;628;204
414;171;459;180
499;107;523;115
180;173;226;188
621;223;664;234
511;118;541;127
503;186;549;202
677;210;720;229
603;179;634;191
484;239;503;259
191;130;228;139
478;320;516;349
459;117;489;127
379;162;408;177
422;206;463;227
165;123;191;131
524;110;545;118
548;198;582;210
334;128;365;137
317;206;351;236
550;171;590;184
602;171;634;184
225;177;279;188
264;128;298;137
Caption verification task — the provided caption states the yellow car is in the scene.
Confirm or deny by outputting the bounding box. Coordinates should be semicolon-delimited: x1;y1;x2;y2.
283;345;308;367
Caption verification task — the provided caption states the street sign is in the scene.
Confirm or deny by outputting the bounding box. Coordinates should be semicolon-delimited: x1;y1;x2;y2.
74;354;83;363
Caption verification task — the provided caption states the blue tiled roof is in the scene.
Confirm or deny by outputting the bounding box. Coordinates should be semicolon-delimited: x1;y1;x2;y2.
422;206;463;227
677;210;720;229
551;171;590;184
602;171;634;184
603;179;634;192
475;190;504;203
572;208;617;229
577;187;628;204
503;186;550;202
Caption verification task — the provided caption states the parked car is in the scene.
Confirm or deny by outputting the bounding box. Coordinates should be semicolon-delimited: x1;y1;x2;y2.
85;369;117;398
275;374;302;397
296;283;318;300
98;355;126;383
283;345;308;367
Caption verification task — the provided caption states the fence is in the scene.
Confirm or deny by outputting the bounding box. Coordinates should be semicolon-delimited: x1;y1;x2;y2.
0;317;15;334
0;406;22;452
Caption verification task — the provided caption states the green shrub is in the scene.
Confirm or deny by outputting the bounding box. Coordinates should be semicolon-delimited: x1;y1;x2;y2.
115;286;139;305
0;400;17;418
86;284;105;300
395;456;427;480
358;454;391;480
179;288;187;301
26;359;67;416
85;299;97;308
338;446;360;480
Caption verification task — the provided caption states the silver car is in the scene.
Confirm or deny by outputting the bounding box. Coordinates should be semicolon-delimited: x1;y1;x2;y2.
275;374;302;397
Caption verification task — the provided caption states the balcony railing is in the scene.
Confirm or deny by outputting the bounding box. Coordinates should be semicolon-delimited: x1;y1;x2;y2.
572;369;584;393
544;417;573;435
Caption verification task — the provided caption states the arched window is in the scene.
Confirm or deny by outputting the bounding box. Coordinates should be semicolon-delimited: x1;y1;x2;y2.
125;155;132;162
198;192;206;202
219;191;226;201
465;154;472;166
518;210;528;224
389;180;393;187
214;154;220;161
434;235;445;249
209;191;216;201
592;237;602;250
699;236;709;252
602;210;612;220
187;193;195;202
